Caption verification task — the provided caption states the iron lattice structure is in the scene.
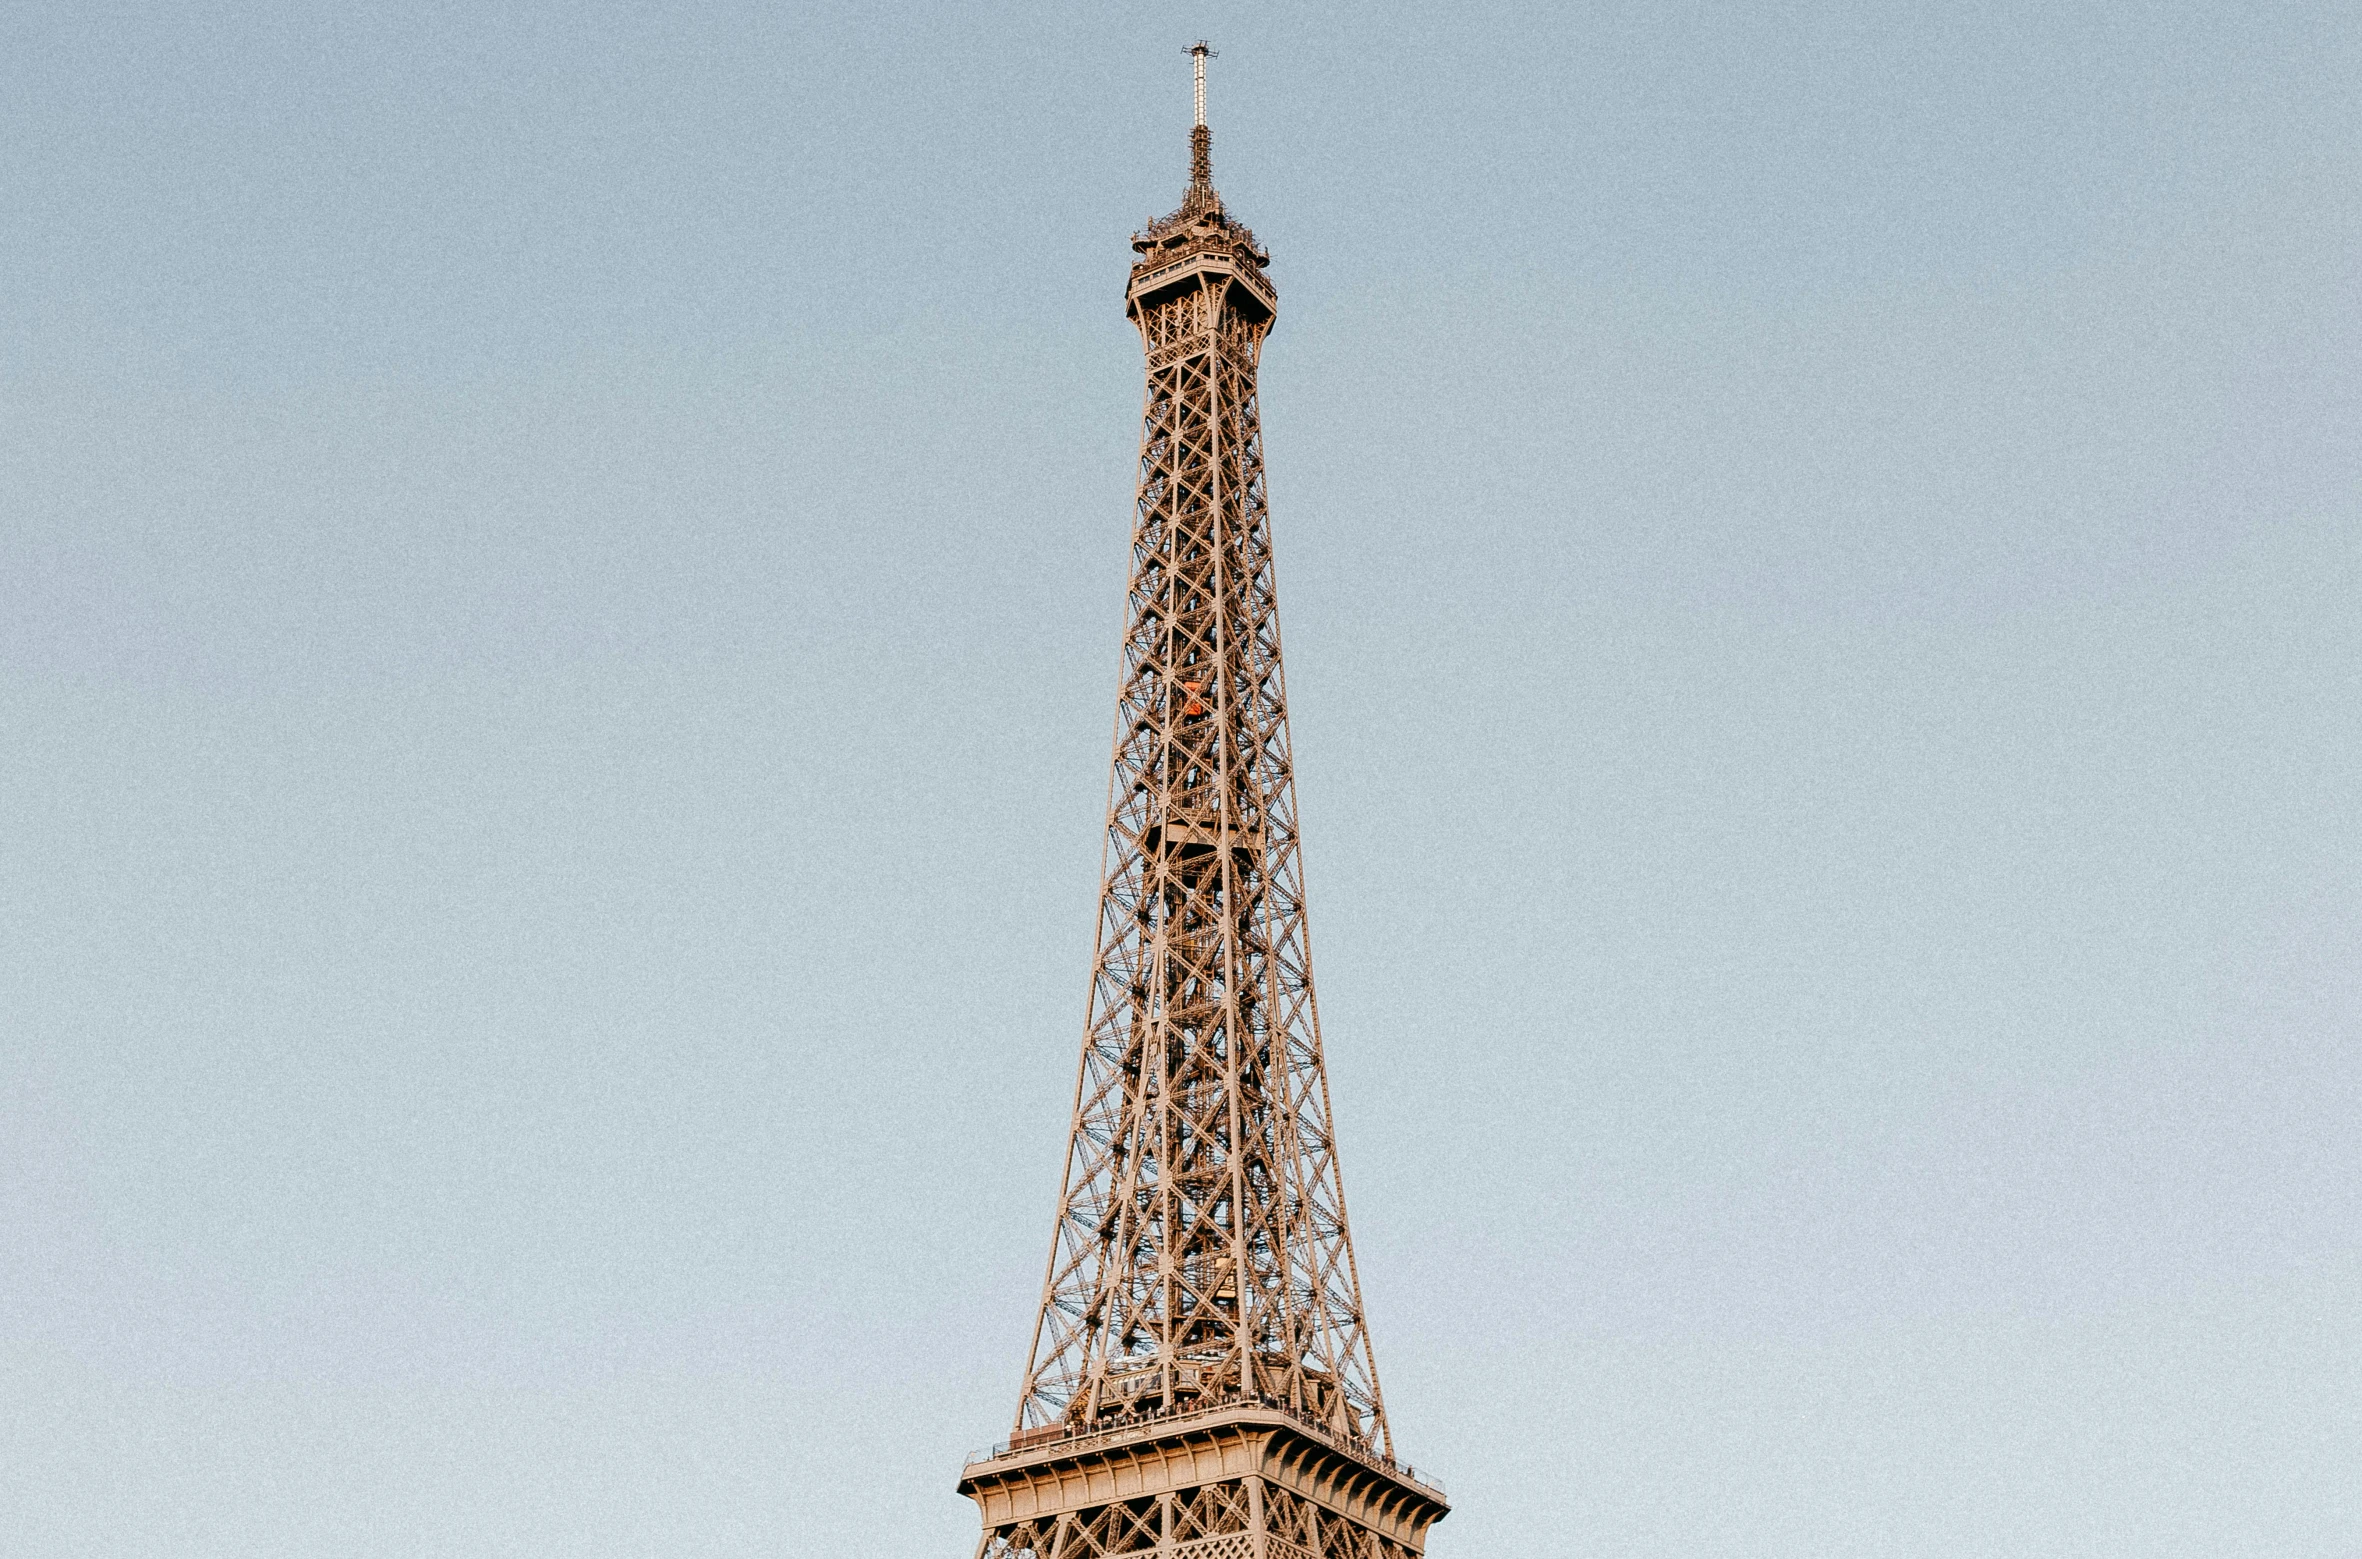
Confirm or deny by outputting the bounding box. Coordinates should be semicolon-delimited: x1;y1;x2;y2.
959;48;1448;1559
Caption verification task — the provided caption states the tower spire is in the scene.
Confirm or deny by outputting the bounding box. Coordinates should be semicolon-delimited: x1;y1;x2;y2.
1187;41;1215;206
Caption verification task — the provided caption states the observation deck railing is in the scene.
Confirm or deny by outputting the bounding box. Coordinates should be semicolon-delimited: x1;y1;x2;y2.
1129;245;1276;305
963;1392;1447;1502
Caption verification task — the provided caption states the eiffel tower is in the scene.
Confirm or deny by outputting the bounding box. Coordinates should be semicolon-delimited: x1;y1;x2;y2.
957;47;1449;1559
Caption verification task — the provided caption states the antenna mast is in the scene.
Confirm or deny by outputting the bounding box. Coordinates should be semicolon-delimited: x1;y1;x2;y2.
1185;42;1217;200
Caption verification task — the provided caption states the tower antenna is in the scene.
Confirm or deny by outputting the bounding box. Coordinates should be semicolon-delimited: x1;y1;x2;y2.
1184;42;1217;199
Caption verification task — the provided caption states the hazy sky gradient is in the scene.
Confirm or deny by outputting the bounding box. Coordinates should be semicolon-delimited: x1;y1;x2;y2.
4;3;2358;1555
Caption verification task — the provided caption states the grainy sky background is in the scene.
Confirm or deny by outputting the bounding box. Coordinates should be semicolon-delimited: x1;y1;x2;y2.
4;2;2358;1555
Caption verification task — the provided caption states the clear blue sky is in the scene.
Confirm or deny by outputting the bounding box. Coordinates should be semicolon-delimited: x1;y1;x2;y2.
4;3;2357;1555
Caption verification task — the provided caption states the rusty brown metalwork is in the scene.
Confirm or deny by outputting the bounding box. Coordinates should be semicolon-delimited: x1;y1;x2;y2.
959;51;1449;1559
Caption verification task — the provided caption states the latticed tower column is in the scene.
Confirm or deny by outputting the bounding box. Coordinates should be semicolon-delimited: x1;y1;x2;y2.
957;47;1449;1559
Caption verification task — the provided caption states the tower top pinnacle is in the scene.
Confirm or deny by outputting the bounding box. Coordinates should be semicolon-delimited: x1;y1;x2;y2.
1186;42;1215;208
1131;41;1269;300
